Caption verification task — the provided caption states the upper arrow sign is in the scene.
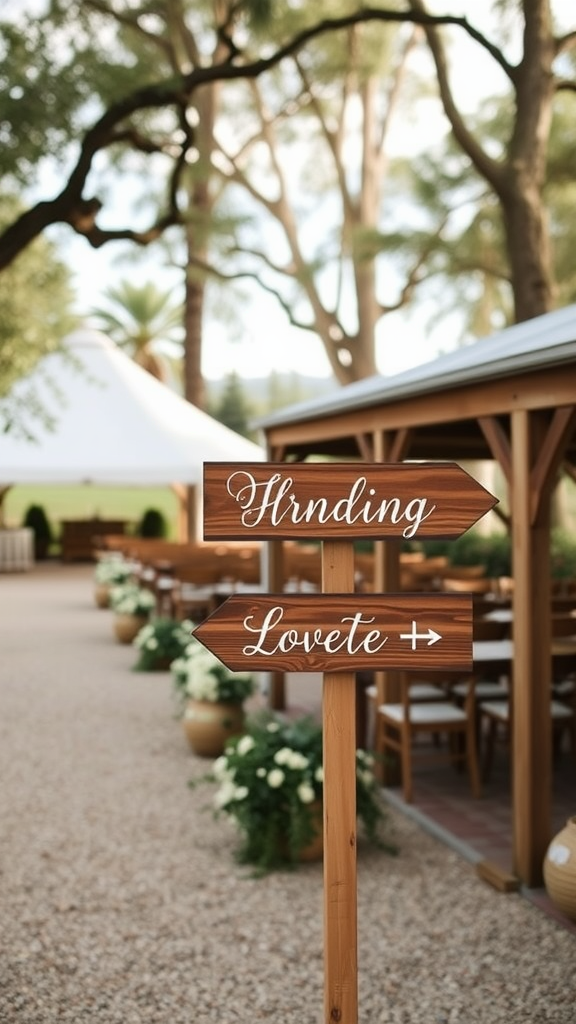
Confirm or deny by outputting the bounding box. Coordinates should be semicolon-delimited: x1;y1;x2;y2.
202;462;498;541
193;593;473;673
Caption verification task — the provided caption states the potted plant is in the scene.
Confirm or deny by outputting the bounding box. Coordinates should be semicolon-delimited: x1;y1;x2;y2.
22;504;53;560
192;712;392;873
132;617;194;671
171;636;255;757
93;555;135;607
109;581;157;644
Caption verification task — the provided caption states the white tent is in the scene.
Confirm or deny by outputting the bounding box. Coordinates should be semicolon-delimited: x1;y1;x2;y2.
0;329;264;485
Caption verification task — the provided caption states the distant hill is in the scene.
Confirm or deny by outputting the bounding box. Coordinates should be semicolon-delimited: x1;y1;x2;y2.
205;372;338;419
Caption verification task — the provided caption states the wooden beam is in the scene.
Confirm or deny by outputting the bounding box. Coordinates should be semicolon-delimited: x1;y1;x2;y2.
355;433;374;461
388;427;413;464
510;409;552;886
530;407;576;525
478;415;512;484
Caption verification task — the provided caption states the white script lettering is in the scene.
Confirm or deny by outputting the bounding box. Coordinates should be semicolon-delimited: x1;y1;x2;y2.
226;471;436;538
241;605;389;657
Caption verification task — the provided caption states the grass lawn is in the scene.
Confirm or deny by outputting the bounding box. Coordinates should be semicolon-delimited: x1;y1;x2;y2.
2;484;181;539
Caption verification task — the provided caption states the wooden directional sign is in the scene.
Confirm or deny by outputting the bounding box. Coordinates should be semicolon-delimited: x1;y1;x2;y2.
193;593;473;673
203;462;498;541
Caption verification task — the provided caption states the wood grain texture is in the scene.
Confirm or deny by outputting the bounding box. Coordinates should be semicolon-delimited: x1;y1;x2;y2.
192;592;473;673
321;542;358;1024
202;462;498;540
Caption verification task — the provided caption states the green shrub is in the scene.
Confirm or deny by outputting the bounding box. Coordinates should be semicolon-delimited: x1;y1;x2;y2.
551;530;576;579
22;503;53;559
137;507;167;538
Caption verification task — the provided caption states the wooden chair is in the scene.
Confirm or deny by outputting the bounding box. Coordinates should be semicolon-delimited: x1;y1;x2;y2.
450;619;509;711
375;672;481;804
441;576;494;594
480;692;576;781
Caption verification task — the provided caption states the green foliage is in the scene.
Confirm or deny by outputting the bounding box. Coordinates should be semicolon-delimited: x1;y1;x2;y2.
132;617;195;671
137;507;168;538
22;503;53;542
90;280;184;381
208;371;254;439
420;528;576;581
171;636;255;709
109;582;156;617
3;485;179;537
0;195;76;432
94;555;134;587
551;530;576;580
420;531;512;579
22;503;53;559
191;712;393;874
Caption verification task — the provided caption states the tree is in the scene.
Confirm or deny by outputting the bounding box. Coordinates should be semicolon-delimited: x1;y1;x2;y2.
1;1;574;380
200;17;427;384
208;370;254;437
0;195;76;437
90;280;184;382
407;0;576;323
0;5;521;267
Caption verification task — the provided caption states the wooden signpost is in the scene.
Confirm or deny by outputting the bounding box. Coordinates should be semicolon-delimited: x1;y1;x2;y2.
196;462;497;1024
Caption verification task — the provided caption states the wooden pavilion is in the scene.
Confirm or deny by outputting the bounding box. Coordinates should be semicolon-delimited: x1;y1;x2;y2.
256;304;576;887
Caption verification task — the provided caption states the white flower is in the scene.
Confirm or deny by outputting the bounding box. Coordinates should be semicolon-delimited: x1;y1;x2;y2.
256;767;266;777
356;750;375;768
267;768;285;788
287;751;309;770
186;672;218;702
266;722;280;732
357;769;375;789
297;782;315;804
234;786;249;800
236;735;256;756
214;780;236;808
314;766;324;783
212;756;231;781
273;746;293;766
145;637;158;650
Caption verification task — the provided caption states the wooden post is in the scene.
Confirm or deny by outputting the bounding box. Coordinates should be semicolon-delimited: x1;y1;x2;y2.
511;410;552;884
322;540;358;1024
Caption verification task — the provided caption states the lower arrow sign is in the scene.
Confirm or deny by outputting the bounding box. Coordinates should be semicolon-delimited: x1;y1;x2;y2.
193;593;473;673
400;621;442;649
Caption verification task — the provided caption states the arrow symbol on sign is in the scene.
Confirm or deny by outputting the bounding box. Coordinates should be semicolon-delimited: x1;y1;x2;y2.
400;621;442;650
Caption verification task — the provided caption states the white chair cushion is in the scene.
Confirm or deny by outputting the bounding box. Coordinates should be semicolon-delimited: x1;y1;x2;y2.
452;680;508;700
409;683;447;701
553;679;575;698
367;683;446;702
481;700;510;722
551;700;574;721
378;702;467;724
482;700;573;723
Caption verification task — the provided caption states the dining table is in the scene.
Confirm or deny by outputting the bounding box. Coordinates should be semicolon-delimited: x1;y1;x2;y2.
473;637;576;675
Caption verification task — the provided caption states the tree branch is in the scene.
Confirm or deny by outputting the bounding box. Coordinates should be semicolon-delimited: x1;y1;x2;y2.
0;5;516;269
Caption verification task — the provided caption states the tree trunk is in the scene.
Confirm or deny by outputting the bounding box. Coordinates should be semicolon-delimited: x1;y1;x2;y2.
184;234;207;410
501;176;555;321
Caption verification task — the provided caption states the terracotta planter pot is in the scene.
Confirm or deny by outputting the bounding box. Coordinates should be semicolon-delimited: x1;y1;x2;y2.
94;583;110;609
543;815;576;921
296;801;324;863
182;699;245;757
113;612;148;644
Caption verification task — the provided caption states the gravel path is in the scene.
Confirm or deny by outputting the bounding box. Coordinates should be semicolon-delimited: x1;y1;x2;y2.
0;564;574;1024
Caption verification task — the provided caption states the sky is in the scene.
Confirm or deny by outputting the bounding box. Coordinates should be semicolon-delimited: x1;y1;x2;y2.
42;0;575;382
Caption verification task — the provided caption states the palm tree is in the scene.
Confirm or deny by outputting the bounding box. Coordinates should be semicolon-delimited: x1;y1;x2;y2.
90;280;184;383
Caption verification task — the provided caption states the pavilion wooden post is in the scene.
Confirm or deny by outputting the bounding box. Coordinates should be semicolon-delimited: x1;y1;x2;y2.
510;411;552;884
322;540;358;1024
